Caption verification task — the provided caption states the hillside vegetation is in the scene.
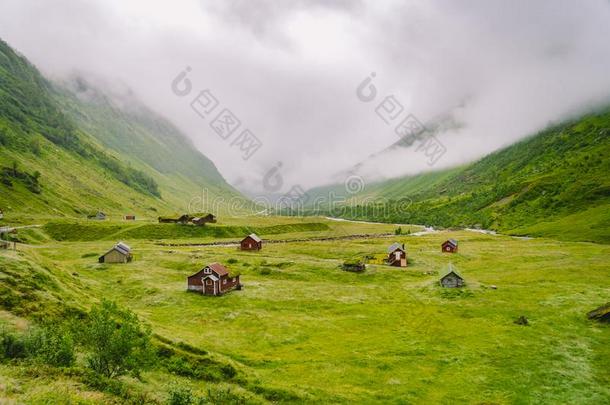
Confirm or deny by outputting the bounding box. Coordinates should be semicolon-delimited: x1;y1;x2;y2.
0;39;243;221
1;220;608;403
308;109;610;243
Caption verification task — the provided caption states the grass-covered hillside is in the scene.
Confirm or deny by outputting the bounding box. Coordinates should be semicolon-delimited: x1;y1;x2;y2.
0;39;243;222
308;109;610;243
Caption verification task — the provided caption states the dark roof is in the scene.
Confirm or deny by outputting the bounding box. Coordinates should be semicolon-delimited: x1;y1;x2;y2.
245;233;261;243
444;238;458;246
206;262;229;276
387;242;405;253
115;242;131;255
439;263;463;280
101;241;131;258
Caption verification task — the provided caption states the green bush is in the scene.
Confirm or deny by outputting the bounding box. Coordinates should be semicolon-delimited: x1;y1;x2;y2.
25;323;75;367
79;300;155;378
167;385;199;405
0;327;27;359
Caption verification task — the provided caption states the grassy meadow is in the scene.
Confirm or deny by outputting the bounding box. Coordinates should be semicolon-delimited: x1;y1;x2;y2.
0;216;609;403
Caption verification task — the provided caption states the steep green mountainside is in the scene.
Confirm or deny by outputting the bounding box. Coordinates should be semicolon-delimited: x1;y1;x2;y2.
0;39;243;221
52;78;241;208
307;109;610;243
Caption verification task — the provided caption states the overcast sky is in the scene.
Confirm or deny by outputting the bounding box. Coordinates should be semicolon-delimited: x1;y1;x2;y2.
1;0;610;195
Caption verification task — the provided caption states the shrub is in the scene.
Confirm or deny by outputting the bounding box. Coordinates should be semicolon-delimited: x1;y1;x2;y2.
167;385;198;405
226;258;238;264
0;328;27;359
25;323;75;367
79;300;155;378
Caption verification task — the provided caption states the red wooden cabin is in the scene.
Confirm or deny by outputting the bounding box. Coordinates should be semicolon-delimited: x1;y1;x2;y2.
441;239;458;253
187;262;241;296
387;242;407;267
240;233;262;251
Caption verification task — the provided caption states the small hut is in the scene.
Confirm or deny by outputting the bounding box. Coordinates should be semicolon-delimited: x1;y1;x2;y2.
187;262;241;296
124;215;136;221
192;214;217;226
0;240;9;250
342;259;366;272
88;211;106;220
387;242;407;267
0;208;4;220
99;242;132;264
439;264;464;288
240;233;262;251
441;239;458;253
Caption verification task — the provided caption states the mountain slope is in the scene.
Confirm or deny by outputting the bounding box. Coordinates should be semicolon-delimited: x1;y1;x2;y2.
0;39;243;221
307;109;610;243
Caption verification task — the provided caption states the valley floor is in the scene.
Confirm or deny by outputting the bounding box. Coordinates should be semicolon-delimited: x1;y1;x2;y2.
0;217;609;403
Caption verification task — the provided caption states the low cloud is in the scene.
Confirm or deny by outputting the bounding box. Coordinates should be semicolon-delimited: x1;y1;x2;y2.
1;0;609;195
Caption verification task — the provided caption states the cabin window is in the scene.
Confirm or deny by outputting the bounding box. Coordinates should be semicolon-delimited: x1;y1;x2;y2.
204;268;211;274
223;279;227;284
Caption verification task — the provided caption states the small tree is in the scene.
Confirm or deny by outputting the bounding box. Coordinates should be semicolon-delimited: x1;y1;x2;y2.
80;300;154;378
394;226;402;235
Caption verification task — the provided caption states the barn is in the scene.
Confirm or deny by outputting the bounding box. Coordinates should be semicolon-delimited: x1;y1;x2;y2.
187;262;241;296
99;242;133;263
192;214;217;225
439;264;464;288
442;239;458;253
387;242;407;267
124;215;136;221
241;233;262;251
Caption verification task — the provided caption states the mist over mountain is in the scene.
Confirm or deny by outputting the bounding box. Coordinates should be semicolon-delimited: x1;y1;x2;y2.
1;0;609;195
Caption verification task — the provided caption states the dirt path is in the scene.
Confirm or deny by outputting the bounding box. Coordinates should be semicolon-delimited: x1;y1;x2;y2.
156;232;398;247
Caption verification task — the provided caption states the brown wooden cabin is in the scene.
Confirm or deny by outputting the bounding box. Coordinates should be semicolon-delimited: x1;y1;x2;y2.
0;208;4;220
240;233;262;251
192;214;217;226
187;262;241;296
441;239;458;253
99;242;133;264
0;240;9;250
387;242;407;267
158;214;192;224
124;215;136;221
439;264;464;288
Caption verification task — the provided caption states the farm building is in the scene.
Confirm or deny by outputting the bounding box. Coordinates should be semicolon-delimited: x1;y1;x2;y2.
192;214;217;225
99;242;133;264
0;208;3;219
442;239;458;253
158;214;191;224
124;215;136;220
439;264;464;288
0;240;9;250
187;262;241;296
241;233;262;251
387;242;407;267
88;211;106;220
